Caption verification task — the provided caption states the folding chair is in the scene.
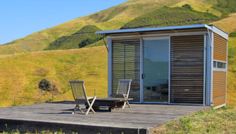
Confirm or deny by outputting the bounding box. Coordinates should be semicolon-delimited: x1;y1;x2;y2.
69;80;96;115
114;79;132;109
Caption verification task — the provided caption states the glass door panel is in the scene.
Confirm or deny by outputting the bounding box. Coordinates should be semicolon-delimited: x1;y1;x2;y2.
143;38;169;102
112;39;140;102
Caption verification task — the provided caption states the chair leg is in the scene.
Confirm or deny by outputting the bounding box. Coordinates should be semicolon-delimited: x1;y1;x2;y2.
74;105;78;111
79;108;84;113
73;104;85;114
122;102;126;109
126;101;131;108
122;97;131;109
85;97;96;115
91;107;96;113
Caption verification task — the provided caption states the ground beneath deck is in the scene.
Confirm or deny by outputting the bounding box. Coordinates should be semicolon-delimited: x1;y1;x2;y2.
0;102;206;133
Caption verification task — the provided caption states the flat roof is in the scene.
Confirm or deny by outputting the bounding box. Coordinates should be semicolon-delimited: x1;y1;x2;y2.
96;24;228;40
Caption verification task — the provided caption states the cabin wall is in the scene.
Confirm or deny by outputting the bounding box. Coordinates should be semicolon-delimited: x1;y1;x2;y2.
212;33;227;107
108;28;229;106
108;31;207;104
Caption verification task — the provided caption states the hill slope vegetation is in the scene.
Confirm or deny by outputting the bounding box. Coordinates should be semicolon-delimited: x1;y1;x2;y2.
0;0;181;54
0;0;236;54
46;25;103;50
122;6;219;29
0;47;107;107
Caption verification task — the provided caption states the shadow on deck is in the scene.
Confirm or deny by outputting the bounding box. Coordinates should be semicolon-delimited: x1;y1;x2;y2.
0;101;207;134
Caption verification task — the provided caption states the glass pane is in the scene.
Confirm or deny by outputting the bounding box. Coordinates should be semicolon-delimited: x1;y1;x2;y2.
217;62;226;69
143;39;169;102
112;40;140;102
213;61;217;68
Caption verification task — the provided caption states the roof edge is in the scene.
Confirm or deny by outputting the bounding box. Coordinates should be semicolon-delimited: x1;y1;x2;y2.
205;25;228;40
96;24;228;40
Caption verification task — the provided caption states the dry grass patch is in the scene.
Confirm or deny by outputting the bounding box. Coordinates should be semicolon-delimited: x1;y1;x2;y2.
0;46;107;107
213;13;236;33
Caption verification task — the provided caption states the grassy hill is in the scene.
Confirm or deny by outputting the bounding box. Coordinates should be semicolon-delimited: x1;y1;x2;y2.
0;46;107;107
122;6;219;29
46;25;103;50
213;13;236;33
213;0;236;15
0;0;181;54
0;0;236;54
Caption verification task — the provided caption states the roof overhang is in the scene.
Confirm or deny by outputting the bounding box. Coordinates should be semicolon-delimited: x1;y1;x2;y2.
96;24;228;40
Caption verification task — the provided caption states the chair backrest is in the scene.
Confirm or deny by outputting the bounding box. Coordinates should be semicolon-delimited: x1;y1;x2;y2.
69;80;88;101
114;79;132;98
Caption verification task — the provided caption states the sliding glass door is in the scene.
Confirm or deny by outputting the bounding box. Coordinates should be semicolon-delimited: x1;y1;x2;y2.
112;39;140;102
111;37;170;103
143;38;170;103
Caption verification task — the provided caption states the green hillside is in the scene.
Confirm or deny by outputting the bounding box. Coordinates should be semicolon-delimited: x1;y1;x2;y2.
213;0;236;15
122;6;219;29
46;25;103;50
0;0;181;54
1;0;236;54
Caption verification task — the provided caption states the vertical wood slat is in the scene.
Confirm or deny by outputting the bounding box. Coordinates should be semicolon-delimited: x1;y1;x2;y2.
170;35;204;104
112;39;140;102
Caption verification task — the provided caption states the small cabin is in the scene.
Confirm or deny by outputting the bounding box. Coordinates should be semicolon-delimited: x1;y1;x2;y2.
97;24;228;108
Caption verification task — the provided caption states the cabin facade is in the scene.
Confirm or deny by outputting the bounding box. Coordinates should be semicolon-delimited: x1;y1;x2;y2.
97;24;228;108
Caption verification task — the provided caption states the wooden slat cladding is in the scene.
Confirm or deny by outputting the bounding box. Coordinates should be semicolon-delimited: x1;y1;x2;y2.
213;71;226;106
213;33;227;106
214;33;227;61
170;35;204;104
112;39;140;102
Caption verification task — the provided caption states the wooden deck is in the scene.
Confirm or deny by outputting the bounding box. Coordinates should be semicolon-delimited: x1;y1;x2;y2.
0;102;207;134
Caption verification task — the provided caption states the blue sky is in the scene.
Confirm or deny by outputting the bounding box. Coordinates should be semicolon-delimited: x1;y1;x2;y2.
0;0;126;44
